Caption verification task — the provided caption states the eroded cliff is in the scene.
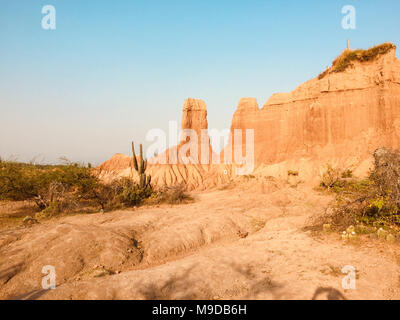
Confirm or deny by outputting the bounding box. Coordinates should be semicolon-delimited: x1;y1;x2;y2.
99;43;400;189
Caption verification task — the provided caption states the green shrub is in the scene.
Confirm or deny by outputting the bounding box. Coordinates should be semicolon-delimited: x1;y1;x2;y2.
117;178;153;207
0;155;189;216
91;177;153;211
0;160;98;210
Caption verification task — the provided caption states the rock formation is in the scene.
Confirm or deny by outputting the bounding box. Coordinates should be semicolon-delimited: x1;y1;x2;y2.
181;98;208;134
229;44;400;179
98;98;232;189
98;43;400;189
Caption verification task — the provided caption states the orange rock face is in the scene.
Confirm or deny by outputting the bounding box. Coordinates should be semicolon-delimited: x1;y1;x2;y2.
181;98;208;134
166;97;213;165
99;45;400;188
229;46;400;178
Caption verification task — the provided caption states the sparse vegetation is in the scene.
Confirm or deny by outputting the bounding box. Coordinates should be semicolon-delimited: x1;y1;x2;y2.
0;142;156;216
148;184;194;205
318;43;396;79
315;148;400;234
0;160;97;211
0;144;195;222
320;264;342;277
319;164;351;190
90;177;153;211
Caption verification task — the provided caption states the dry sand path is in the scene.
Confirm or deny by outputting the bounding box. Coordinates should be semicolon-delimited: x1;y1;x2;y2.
1;179;399;300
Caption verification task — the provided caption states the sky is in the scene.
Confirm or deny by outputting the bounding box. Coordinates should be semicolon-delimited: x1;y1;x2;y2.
1;0;400;165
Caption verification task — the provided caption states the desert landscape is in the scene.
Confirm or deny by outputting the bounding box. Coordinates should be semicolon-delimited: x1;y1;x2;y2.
2;43;400;300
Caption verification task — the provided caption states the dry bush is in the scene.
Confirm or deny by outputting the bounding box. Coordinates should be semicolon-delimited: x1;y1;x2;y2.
0;160;154;216
0;160;97;211
91;178;153;211
370;148;400;207
318;43;395;79
319;164;353;190
313;148;400;231
91;180;122;211
0;158;192;219
320;165;342;189
148;184;194;205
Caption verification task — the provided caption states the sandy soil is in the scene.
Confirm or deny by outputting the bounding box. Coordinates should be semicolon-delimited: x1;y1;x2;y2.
1;177;400;300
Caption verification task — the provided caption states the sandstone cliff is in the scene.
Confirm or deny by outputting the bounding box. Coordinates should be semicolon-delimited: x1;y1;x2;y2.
98;98;232;190
98;43;400;189
229;43;400;179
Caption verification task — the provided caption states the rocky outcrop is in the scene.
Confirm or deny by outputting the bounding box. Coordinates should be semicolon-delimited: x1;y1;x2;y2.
99;43;400;188
98;98;232;190
181;98;208;133
228;45;400;179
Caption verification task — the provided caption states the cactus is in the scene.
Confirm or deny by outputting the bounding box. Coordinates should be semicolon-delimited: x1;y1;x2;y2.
132;141;151;189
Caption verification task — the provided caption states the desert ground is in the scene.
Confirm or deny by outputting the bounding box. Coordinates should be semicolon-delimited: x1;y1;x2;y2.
1;176;399;300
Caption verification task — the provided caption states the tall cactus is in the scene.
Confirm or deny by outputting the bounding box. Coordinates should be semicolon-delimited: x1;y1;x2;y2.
132;141;152;188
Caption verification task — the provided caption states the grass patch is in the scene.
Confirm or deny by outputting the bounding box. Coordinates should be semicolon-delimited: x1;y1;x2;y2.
318;43;396;79
320;264;342;277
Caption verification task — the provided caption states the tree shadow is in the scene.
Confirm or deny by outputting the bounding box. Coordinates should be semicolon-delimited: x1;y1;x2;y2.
0;263;23;286
8;289;48;300
136;266;207;299
311;287;347;300
230;263;284;299
135;261;285;300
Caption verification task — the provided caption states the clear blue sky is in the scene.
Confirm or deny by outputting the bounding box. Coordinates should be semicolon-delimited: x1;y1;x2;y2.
1;0;399;165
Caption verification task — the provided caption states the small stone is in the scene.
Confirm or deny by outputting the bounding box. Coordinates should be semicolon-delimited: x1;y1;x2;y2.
346;225;355;234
